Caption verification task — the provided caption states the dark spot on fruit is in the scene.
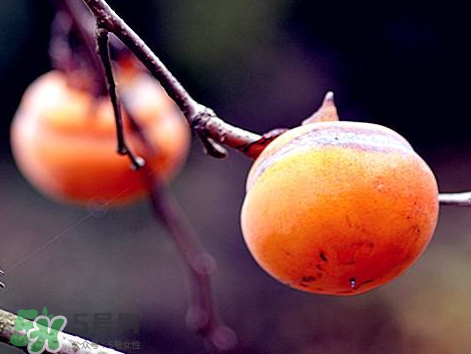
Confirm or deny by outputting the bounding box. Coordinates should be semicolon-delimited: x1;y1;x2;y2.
301;276;316;282
319;251;328;262
316;264;324;271
299;283;309;288
316;272;323;279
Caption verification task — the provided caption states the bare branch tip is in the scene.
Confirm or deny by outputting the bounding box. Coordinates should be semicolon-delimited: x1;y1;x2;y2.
324;91;335;104
130;155;146;170
302;91;339;125
439;192;471;206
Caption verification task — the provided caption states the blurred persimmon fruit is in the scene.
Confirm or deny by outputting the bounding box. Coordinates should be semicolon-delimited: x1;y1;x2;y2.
11;69;190;206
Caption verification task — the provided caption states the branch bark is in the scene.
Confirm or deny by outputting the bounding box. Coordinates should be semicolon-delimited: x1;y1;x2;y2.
149;182;237;353
79;0;276;159
0;308;124;354
79;0;471;204
122;106;236;352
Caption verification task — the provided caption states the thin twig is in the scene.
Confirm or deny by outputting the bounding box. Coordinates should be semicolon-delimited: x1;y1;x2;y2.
96;28;144;170
149;182;237;353
0;308;125;354
439;192;471;206
80;0;273;159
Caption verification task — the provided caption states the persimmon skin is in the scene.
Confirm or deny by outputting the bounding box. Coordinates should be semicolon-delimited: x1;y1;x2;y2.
241;121;439;295
11;71;190;206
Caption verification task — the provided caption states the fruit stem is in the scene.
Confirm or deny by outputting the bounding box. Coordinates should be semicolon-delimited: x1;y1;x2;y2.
302;91;339;124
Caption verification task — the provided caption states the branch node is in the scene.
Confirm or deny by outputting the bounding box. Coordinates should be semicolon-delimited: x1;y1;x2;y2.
209;325;238;352
192;252;216;275
186;306;209;331
192;107;229;158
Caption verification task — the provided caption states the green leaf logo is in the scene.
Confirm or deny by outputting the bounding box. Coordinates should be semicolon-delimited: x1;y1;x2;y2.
42;307;54;318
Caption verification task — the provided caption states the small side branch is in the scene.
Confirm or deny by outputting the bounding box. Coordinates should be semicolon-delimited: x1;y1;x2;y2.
96;28;144;169
439;192;471;206
149;182;237;353
0;308;124;354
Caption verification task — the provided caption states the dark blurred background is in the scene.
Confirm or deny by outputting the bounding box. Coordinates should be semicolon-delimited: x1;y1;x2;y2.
2;1;471;353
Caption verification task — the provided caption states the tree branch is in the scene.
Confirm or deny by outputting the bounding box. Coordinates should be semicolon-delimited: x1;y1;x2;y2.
0;308;125;354
439;192;471;206
149;182;237;353
121;106;236;352
80;0;275;159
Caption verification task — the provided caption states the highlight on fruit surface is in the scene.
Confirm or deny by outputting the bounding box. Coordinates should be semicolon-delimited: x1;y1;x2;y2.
241;95;439;296
10;69;190;206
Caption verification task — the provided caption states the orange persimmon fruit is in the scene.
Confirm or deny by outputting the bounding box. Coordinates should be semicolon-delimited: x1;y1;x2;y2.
11;70;190;205
241;100;439;295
